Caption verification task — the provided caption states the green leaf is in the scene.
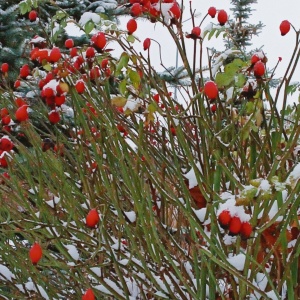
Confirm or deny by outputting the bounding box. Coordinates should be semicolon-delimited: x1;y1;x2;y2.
115;53;129;76
85;20;94;34
215;72;233;87
19;2;29;15
235;73;246;88
43;63;52;72
111;96;127;107
129;70;141;89
119;79;127;96
55;11;67;21
224;59;245;75
148;102;158;113
208;28;216;40
245;102;255;114
127;35;135;43
286;84;298;95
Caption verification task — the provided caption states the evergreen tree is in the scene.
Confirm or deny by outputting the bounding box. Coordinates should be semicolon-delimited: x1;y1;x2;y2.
225;0;264;49
0;0;124;83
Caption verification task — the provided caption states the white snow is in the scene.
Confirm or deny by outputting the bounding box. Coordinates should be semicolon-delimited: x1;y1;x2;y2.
30;36;46;44
259;179;271;191
153;3;173;23
217;198;250;222
227;253;246;271
45;196;60;208
16;281;49;299
286;162;300;188
90;267;101;277
184;162;201;189
124;211;136;223
43;79;59;95
79;12;101;26
64;244;80;261
0;264;15;281
123;96;141;112
193;208;207;222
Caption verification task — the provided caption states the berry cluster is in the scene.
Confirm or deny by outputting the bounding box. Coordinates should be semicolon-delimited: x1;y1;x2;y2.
218;209;252;239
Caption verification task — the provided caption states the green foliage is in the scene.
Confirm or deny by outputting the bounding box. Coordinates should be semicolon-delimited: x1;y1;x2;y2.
0;1;299;299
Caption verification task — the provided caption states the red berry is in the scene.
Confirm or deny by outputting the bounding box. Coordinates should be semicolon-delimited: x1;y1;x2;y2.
14;80;21;88
153;93;160;103
217;10;228;26
131;3;143;16
20;64;30;78
143;38;151;51
127;19;138;34
204;81;218;100
15;97;27;108
86;209;100;228
1;63;9;73
28;10;38;22
218;210;231;227
0;137;14;151
101;59;109;69
0;151;8;168
49;47;62;63
43;87;55;98
55;95;66;106
86;47;96;58
89;67;101;80
211;104;217;113
169;3;181;20
1;108;9;118
82;288;95;300
253;61;265;77
70;47;78;57
208;6;217;18
48;110;60;124
29;242;43;265
75;81;85;94
240;222;252;239
15;105;29;122
91;32;107;50
2;115;11;125
229;216;242;235
280;20;290;36
251;54;260;64
65;38;74;48
170;126;176;136
191;26;201;37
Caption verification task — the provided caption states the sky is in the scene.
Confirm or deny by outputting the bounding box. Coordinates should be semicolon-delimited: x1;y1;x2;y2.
67;0;300;106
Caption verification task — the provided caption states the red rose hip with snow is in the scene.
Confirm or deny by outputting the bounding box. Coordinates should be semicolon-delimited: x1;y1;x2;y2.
1;63;9;73
127;19;138;34
48;111;60;124
240;222;252;239
143;38;151;51
28;10;38;21
218;210;231;227
91;32;106;50
75;81;85;94
229;216;242;235
204;81;218;100
217;10;228;26
29;242;43;264
86;209;100;228
191;26;201;37
65;39;74;48
82;288;95;300
15;105;29;122
280;20;290;36
208;7;217;18
253;61;265;77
